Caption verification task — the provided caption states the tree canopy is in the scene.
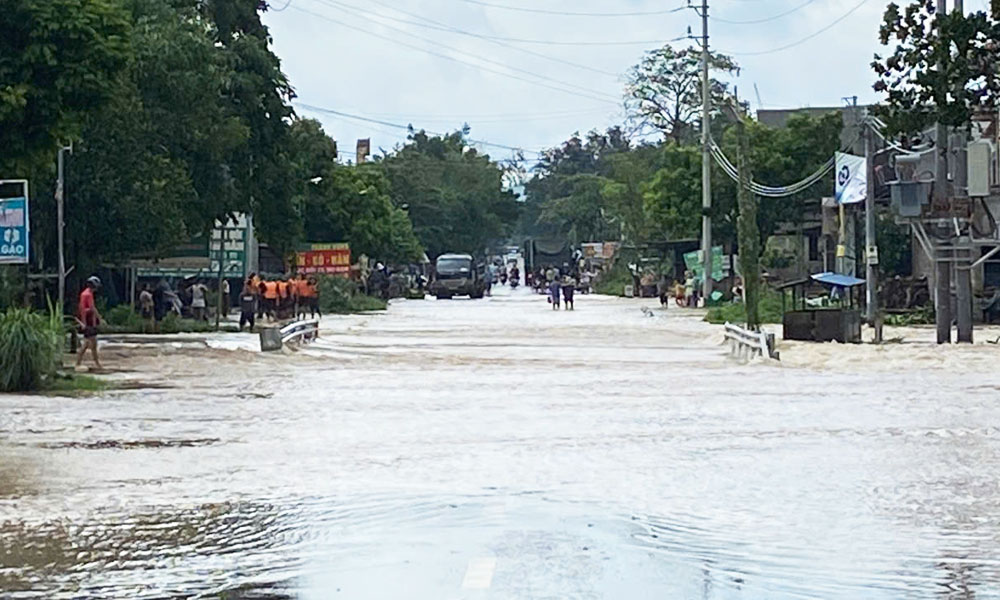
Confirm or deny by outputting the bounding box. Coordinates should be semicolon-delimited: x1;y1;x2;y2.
380;129;520;259
625;45;739;144
873;0;1000;133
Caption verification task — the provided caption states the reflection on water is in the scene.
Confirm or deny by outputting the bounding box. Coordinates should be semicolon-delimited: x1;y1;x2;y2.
2;292;1000;598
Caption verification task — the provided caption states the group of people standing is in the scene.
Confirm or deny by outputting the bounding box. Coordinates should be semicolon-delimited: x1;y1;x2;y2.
540;264;578;311
240;273;320;331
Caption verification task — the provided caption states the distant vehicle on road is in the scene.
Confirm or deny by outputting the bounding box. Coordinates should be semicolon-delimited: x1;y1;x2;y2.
431;253;486;299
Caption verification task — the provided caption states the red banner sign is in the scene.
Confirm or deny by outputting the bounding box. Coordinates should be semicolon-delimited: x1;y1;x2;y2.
296;243;351;275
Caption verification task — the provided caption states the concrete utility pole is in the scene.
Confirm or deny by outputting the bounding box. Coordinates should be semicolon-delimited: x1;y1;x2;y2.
700;0;713;303
55;145;71;312
953;0;973;343
934;0;952;344
864;119;882;342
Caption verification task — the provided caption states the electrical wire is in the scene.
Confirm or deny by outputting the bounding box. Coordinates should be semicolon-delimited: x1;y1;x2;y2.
323;0;618;77
288;4;621;106
712;0;820;24
268;0;293;11
296;102;544;155
720;0;873;56
302;0;622;102
454;0;688;17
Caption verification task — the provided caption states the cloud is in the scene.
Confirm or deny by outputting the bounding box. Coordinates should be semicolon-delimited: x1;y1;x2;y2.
265;0;898;159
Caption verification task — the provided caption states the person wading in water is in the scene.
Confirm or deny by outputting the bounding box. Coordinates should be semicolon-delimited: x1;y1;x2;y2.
75;276;103;371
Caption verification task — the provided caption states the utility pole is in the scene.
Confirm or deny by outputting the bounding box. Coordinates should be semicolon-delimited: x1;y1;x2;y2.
700;0;713;303
55;144;71;313
864;118;882;342
728;101;760;330
953;0;973;343
934;0;952;344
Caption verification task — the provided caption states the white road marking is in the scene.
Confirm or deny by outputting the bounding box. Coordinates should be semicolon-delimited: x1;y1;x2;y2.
462;556;497;589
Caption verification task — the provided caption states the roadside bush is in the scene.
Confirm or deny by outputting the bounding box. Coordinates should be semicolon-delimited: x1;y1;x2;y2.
593;261;634;296
884;305;934;326
705;288;783;325
317;276;387;313
0;308;62;392
105;305;143;329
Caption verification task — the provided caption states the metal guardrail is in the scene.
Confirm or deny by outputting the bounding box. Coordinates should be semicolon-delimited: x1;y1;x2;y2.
261;319;320;352
724;322;777;360
281;319;319;345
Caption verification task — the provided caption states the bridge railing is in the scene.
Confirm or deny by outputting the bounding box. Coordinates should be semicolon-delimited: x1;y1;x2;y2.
723;322;777;360
260;319;320;352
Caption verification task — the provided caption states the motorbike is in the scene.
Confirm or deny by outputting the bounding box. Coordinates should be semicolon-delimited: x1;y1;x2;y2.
500;272;508;285
510;276;519;289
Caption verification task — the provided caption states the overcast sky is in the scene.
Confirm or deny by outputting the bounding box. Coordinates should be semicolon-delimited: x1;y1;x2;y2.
262;0;990;162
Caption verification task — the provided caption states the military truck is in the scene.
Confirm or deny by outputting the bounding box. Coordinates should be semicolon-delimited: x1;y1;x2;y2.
431;253;486;299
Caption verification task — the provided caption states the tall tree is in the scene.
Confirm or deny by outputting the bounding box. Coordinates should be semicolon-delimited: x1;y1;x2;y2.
381;130;520;258
201;0;299;255
624;45;739;144
0;0;131;172
873;1;1000;134
522;128;631;241
289;118;422;264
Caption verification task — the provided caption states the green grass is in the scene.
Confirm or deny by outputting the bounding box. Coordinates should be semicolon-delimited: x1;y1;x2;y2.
99;310;239;334
318;276;388;314
0;307;63;392
883;305;934;326
43;373;108;394
593;261;634;296
704;289;784;325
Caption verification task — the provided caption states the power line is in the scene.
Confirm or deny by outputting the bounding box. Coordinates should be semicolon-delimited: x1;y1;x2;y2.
288;4;621;105
720;0;873;56
712;0;820;24
455;0;688;17
296;102;544;155
323;0;619;77
357;107;614;121
310;0;623;90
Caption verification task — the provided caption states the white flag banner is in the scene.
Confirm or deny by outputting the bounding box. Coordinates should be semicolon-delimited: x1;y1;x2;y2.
835;152;866;205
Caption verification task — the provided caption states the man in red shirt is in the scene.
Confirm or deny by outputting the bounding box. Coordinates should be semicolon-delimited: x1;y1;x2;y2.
75;276;103;370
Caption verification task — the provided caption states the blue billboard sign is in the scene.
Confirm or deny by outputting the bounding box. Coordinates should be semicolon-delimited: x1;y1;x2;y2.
0;196;29;264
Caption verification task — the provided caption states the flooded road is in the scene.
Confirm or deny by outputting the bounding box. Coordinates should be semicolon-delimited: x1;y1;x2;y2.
3;289;1000;598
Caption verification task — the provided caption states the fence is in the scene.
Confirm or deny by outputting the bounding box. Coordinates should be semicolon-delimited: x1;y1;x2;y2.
723;322;777;360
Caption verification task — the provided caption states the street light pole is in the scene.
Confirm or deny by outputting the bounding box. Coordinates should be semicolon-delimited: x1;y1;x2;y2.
700;0;713;303
56;144;71;312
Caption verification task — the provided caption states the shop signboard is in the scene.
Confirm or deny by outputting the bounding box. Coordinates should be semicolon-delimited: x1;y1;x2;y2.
135;214;253;278
683;245;726;282
296;243;351;276
0;180;29;265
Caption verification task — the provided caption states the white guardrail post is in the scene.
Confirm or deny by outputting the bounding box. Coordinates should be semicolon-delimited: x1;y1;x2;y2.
723;322;777;360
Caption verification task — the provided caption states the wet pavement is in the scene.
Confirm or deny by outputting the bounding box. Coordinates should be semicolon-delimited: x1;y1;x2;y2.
2;288;1000;598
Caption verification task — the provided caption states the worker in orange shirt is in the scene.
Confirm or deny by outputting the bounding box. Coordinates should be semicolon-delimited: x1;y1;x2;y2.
249;272;263;319
298;274;319;319
294;274;308;319
262;278;279;320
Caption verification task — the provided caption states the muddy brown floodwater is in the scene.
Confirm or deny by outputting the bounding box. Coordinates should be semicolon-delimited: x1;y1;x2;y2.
3;288;1000;599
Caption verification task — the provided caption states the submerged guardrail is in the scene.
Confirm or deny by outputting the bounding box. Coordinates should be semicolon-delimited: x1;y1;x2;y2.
260;319;319;352
724;322;778;360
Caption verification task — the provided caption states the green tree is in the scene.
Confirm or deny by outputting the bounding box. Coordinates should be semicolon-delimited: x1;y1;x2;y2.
522;128;632;241
641;145;703;241
872;1;1000;134
381;130;519;258
624;45;739;144
289;118;422;264
201;0;299;256
0;0;131;172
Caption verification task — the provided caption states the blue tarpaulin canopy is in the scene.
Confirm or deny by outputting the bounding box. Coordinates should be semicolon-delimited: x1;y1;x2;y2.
811;272;866;288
